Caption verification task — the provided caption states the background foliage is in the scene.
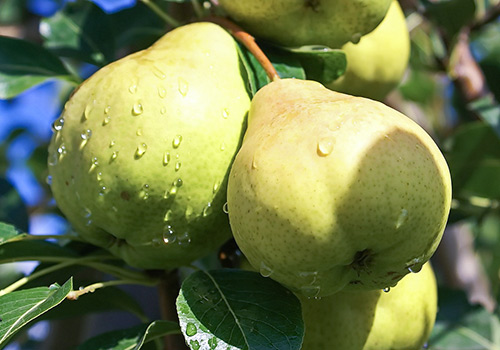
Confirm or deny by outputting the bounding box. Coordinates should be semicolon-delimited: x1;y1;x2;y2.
1;0;500;349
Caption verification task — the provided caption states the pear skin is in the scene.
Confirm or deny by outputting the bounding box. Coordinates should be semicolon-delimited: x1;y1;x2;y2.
326;1;410;100
48;22;250;269
300;263;437;350
218;0;392;48
227;79;451;297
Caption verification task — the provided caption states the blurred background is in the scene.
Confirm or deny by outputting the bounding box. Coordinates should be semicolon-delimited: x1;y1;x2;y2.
1;0;500;349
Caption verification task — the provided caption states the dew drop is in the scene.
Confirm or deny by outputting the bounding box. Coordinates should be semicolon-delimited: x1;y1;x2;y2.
395;208;409;229
99;186;108;196
89;157;99;172
96;172;103;181
202;202;212;217
220;142;226;151
48;152;58;166
83;103;92;121
383;287;391;293
135;143;147;159
212;181;220;194
151;238;162;247
81;129;92;140
102;115;111;125
132;102;143;116
140;184;150;200
186;323;197;336
152;64;166;79
222;202;229;214
189;340;200;350
128;84;137;94
162;224;176;244
172;135;182;148
46;175;52;185
52;117;64;132
110;151;119;162
259;261;273;277
136;128;143;136
157;86;166;98
82;207;92;219
178;77;189;97
208;337;217;349
317;137;335;156
177;231;191;245
57;144;67;160
185;205;194;219
222;108;229;119
109;140;116;148
160;107;167;115
104;105;111;114
351;32;362;44
163;152;171;166
175;161;181;171
251;157;258;169
300;285;320;298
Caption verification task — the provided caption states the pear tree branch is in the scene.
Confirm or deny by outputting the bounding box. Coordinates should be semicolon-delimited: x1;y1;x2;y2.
207;16;280;81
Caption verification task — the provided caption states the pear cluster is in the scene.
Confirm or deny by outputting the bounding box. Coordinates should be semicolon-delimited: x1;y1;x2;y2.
48;3;451;349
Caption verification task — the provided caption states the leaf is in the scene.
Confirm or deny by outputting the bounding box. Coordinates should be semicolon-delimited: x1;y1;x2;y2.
176;269;304;350
0;178;29;232
0;278;72;346
422;0;476;39
0;36;76;99
0;240;78;264
40;1;115;66
77;320;180;350
429;307;500;349
0;222;20;244
469;95;500;139
285;45;347;84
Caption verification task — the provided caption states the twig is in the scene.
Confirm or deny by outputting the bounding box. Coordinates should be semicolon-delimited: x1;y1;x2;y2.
157;269;188;350
471;3;500;31
206;16;280;81
140;0;182;28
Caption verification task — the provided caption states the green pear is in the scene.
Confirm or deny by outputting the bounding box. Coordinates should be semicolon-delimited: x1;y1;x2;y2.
227;78;451;297
47;22;251;269
218;0;392;48
326;1;410;100
300;263;437;350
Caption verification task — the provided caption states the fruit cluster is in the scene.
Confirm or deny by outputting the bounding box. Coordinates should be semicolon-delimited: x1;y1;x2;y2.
47;1;451;349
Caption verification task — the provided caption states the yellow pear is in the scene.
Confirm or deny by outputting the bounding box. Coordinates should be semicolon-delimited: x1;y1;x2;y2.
326;1;410;100
218;0;392;48
300;263;437;350
47;22;251;269
227;78;451;297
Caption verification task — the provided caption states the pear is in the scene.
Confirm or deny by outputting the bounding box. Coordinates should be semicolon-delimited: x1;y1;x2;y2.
47;22;251;269
227;78;451;297
218;0;392;48
326;1;410;100
300;263;437;350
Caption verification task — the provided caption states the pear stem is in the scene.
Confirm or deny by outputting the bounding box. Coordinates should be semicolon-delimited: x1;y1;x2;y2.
207;16;281;81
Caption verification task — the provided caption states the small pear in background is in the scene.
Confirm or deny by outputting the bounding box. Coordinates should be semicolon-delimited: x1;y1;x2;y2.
48;22;251;269
300;263;437;350
218;0;392;48
227;78;451;297
326;1;411;100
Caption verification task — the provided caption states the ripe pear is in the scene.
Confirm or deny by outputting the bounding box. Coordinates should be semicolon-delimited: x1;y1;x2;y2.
326;1;410;100
300;263;437;350
47;22;251;269
227;78;451;297
218;0;392;48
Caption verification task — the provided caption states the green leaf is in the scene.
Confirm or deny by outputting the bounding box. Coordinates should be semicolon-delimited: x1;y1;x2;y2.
469;95;500;139
77;320;180;350
40;1;115;66
0;222;20;244
0;36;76;99
0;240;78;264
176;269;304;350
0;177;29;232
422;0;476;39
0;278;72;346
285;45;347;84
429;307;500;349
